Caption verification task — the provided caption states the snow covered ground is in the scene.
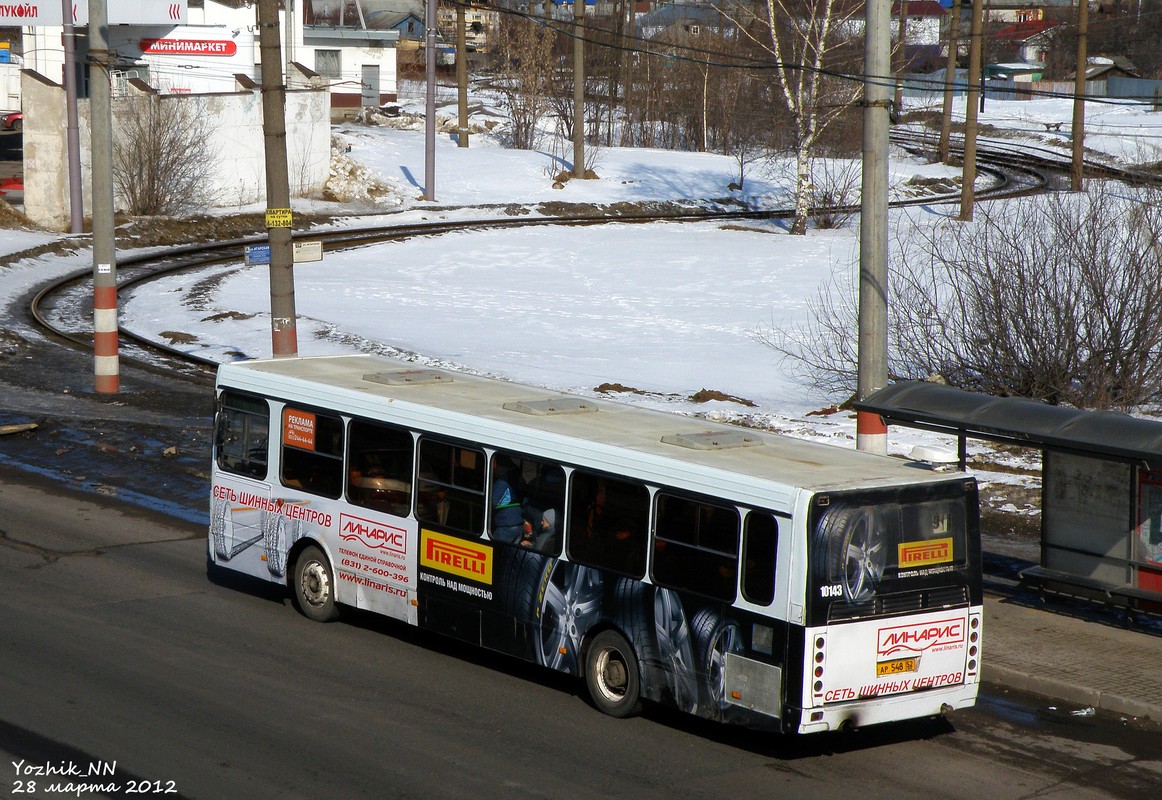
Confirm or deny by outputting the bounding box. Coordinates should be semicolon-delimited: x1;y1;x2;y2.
4;91;1159;520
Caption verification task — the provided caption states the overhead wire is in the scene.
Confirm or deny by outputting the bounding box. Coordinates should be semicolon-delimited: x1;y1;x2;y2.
451;0;1162;107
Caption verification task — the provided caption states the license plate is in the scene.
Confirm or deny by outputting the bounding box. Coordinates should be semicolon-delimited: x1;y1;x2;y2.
876;657;919;677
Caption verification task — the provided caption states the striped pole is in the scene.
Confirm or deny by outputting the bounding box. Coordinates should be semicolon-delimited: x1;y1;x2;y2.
90;0;119;393
857;411;888;456
93;268;119;393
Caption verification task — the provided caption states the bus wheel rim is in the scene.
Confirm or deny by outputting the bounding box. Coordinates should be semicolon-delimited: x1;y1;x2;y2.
301;560;331;607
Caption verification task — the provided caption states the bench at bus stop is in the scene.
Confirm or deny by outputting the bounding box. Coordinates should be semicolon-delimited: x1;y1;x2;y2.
1020;566;1162;621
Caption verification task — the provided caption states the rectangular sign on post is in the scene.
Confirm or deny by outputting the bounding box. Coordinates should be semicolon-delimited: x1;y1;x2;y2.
293;241;323;264
0;0;186;25
244;244;271;266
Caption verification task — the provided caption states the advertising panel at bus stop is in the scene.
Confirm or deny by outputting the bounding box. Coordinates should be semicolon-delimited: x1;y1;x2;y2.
0;0;187;26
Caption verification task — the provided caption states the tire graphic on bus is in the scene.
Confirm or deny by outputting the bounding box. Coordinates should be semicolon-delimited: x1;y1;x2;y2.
532;560;604;674
262;513;304;578
211;496;230;560
210;496;264;561
652;587;699;714
691;608;746;718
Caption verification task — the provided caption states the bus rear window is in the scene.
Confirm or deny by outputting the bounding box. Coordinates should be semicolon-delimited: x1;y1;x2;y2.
813;495;968;604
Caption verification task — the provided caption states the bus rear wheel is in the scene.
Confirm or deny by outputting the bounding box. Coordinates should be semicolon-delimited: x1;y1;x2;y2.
585;630;641;718
293;545;339;622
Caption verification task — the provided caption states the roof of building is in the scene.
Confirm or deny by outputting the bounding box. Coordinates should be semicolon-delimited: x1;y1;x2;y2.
893;1;948;17
992;19;1061;42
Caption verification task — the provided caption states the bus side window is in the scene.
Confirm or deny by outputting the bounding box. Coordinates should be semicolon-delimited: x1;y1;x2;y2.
488;451;565;555
280;407;344;499
348;420;415;517
651;493;739;602
741;512;778;606
216;391;269;478
567;470;648;578
416;438;486;535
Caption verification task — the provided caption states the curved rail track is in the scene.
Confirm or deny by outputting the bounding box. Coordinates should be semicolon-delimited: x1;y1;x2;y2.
29;130;1080;378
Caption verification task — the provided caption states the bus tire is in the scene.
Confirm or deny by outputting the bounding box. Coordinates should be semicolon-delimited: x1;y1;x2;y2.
585;630;641;718
293;544;339;622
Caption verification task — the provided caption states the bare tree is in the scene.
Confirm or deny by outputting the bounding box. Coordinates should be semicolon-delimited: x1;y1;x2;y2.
719;0;863;234
492;9;556;150
762;183;1162;409
807;157;861;227
111;94;217;216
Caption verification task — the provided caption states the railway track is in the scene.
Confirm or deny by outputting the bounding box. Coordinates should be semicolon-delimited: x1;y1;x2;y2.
27;131;1060;377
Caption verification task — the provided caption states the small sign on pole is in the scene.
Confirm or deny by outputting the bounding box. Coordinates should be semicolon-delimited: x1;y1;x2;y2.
265;208;293;228
245;243;272;265
293;241;323;263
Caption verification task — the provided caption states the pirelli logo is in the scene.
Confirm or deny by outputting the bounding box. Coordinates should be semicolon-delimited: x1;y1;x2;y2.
898;537;953;568
421;529;493;585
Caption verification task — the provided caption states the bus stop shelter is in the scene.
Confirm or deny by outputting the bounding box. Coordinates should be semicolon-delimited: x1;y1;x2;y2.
854;381;1162;613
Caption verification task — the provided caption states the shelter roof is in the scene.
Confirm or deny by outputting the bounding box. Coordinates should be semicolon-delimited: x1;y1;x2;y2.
853;381;1162;464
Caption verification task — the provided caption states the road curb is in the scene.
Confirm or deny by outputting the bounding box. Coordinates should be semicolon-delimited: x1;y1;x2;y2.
984;665;1159;722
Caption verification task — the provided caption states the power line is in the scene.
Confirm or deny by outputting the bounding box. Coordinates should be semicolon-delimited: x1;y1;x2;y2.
461;0;1162;107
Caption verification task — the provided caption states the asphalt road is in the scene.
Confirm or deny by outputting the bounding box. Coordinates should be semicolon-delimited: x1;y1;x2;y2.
2;465;1161;800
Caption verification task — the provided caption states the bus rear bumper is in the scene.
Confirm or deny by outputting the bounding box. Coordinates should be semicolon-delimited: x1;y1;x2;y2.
793;683;980;734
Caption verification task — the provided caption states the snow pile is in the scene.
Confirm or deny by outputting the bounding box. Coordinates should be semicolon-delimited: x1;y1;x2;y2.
323;135;406;207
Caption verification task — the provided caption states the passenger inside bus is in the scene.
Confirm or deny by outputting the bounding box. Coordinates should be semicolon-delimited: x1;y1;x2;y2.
490;455;527;543
521;507;558;552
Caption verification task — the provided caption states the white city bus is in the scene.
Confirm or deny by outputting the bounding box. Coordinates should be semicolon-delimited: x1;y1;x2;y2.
208;354;982;733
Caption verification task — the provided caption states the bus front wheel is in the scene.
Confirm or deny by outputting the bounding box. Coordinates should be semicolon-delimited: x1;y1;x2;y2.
585;630;641;718
293;545;339;622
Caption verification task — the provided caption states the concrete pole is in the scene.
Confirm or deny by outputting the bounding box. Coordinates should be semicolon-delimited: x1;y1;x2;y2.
285;0;295;79
1071;0;1088;191
857;0;891;455
257;0;298;357
62;0;82;234
894;0;907;114
424;0;437;200
457;3;469;147
979;0;991;113
88;0;118;394
573;0;585;178
938;0;961;164
959;0;983;221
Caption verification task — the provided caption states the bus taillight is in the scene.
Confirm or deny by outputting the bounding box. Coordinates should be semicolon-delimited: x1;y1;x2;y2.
812;635;826;696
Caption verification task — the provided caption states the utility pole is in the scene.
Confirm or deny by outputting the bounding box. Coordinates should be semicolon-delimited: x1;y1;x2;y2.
89;0;118;393
938;0;962;164
62;0;82;234
1071;0;1088;191
894;0;908;114
258;0;298;357
959;0;984;221
979;0;991;113
857;0;891;455
424;0;437;199
457;2;469;147
573;0;585;178
285;0;295;78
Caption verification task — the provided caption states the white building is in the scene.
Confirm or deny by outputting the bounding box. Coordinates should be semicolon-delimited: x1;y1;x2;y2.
23;0;401;112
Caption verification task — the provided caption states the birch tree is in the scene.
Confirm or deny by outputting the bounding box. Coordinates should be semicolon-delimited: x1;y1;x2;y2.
721;0;863;233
